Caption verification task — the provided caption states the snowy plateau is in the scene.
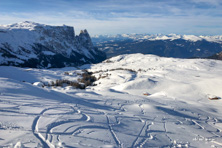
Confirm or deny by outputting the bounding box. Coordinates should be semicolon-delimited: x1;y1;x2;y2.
0;53;222;148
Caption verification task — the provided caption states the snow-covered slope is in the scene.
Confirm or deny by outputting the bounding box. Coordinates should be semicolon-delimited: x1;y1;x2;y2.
0;21;106;68
0;54;222;147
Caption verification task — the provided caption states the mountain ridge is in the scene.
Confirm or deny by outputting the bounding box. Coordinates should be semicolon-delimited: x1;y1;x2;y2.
92;33;222;43
0;21;106;68
92;33;222;58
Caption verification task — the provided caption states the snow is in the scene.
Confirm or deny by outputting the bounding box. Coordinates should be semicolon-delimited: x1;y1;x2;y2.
0;21;42;31
33;82;44;87
182;35;202;42
0;54;222;147
42;51;55;56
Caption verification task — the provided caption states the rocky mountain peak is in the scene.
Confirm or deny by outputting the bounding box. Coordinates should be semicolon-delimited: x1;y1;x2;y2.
80;29;88;34
77;29;93;50
0;22;106;68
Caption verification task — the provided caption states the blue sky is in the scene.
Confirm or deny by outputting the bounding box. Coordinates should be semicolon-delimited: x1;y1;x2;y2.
0;0;222;35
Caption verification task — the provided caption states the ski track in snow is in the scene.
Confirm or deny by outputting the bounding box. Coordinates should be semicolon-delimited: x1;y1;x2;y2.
136;121;154;148
1;88;222;147
30;103;94;147
32;108;55;148
1;89;222;147
106;114;123;148
131;120;147;147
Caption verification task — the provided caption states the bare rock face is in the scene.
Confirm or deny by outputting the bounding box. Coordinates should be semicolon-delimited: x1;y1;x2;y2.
0;21;106;68
77;29;94;50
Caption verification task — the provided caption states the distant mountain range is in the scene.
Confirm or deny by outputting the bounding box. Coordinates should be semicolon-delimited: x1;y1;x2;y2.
92;34;222;59
0;21;106;68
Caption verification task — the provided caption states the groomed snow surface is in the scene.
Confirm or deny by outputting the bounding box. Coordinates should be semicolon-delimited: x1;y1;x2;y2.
0;54;222;148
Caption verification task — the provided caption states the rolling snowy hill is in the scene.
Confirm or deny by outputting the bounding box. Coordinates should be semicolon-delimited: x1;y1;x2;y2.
0;21;106;68
0;54;222;147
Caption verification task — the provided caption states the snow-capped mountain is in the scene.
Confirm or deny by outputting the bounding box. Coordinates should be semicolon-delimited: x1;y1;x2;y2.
92;33;222;43
92;34;222;58
0;21;106;68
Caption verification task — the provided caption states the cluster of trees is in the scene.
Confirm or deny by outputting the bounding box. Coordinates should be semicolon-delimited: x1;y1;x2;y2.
49;70;97;89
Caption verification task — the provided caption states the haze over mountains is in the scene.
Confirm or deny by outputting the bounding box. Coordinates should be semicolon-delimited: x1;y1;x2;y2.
0;21;106;68
92;34;222;59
